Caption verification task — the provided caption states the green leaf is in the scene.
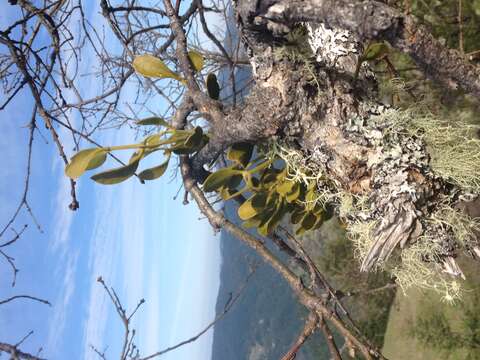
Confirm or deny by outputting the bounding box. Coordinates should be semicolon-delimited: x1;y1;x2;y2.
291;208;305;225
206;73;220;100
276;180;295;196
143;133;164;147
65;148;107;179
305;184;318;210
259;167;282;187
86;151;107;171
362;42;389;61
242;217;262;229
301;212;317;231
258;200;287;236
227;142;254;168
285;183;301;203
238;198;258;221
227;174;243;189
91;159;140;185
203;167;242;193
251;191;268;209
219;186;243;200
312;213;325;230
188;50;204;72
138;155;171;181
238;192;267;221
172;127;206;154
184;127;204;149
136;117;171;127
132;55;182;81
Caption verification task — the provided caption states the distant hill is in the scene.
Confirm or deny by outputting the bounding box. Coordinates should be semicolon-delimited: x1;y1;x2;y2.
211;201;329;360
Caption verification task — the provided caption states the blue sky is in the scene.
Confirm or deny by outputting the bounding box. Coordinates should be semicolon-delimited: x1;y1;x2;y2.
0;2;222;359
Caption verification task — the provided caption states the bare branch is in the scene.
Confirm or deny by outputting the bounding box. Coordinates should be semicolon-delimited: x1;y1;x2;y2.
0;295;51;307
280;312;319;360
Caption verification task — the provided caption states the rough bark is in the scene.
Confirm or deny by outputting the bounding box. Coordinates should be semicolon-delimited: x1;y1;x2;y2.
220;0;476;272
237;0;480;98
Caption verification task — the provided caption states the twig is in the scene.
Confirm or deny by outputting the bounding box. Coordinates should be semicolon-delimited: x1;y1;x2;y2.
0;295;51;307
319;317;342;360
139;266;256;360
280;312;319;360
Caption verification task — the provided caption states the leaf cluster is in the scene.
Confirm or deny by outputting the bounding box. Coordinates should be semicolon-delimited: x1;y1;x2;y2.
203;143;333;236
65;120;208;184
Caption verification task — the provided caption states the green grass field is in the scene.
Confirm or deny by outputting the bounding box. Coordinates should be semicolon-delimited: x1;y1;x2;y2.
382;256;480;360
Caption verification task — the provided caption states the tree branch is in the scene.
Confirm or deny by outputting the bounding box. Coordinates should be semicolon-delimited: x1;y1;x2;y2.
255;0;480;97
280;312;319;360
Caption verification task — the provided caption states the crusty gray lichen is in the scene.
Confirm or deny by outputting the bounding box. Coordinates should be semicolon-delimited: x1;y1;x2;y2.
241;15;480;301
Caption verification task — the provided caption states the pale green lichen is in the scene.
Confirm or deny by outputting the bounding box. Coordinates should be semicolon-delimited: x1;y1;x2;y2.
348;219;378;266
269;142;323;185
272;101;480;303
372;106;480;192
339;190;478;302
427;206;480;247
391;240;462;303
337;192;378;263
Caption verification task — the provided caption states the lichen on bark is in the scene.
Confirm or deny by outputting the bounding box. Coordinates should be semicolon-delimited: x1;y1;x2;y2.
234;10;480;300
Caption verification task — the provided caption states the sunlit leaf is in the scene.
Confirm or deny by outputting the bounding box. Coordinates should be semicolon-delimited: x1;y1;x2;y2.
238;198;258;221
285;183;301;203
258;200;287;236
136;117;171;127
86;151;107;171
91;158;140;185
242;217;262;229
227;142;254;168
132;55;182;81
65;148;107;179
203;167;242;193
276;180;295;197
362;42;389;61
138;155;171;181
144;133;164;147
188;50;204;72
206;73;220;100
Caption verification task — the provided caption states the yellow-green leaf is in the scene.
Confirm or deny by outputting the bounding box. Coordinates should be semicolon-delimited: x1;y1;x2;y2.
136;117;171;127
257;201;287;236
312;213;325;230
188;50;204;72
144;133;164;147
362;42;389;61
276;180;295;196
65;148;107;179
238;192;267;221
184;127;203;148
138;155;170;181
238;198;258;221
132;55;182;81
242;217;262;229
285;183;301;203
91;159;139;185
172;127;206;154
227;142;254;168
206;73;220;100
203;167;242;192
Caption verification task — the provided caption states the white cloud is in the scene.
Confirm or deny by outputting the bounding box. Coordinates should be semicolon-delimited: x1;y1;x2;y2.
46;250;80;352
